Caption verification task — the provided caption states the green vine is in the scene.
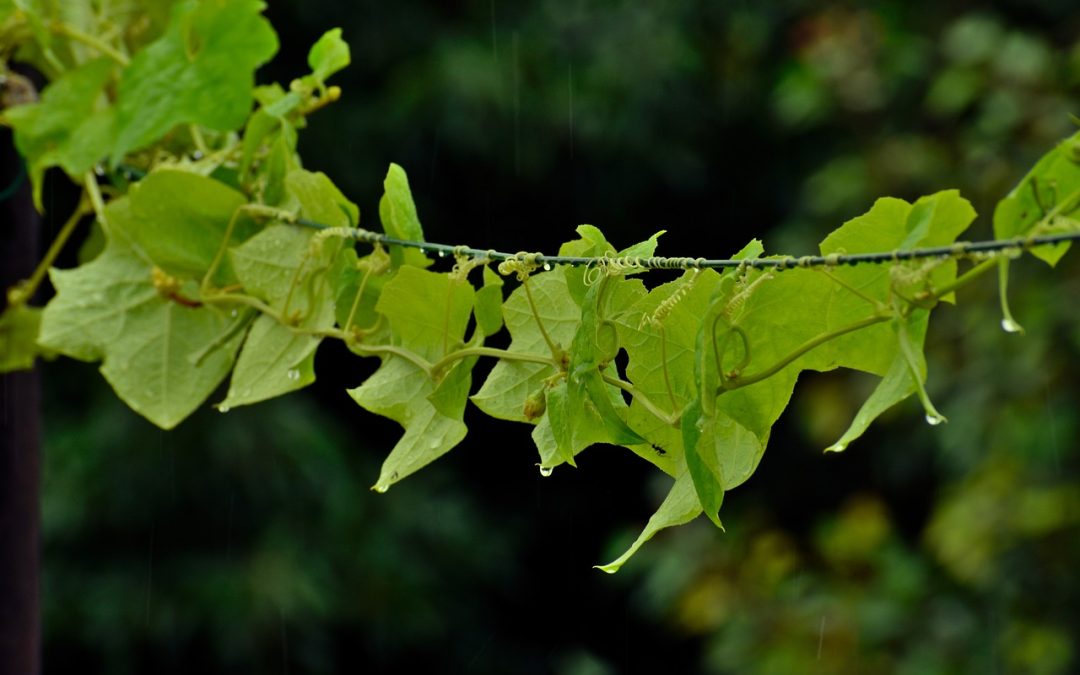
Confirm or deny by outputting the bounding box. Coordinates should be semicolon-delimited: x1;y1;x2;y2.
1;2;1079;571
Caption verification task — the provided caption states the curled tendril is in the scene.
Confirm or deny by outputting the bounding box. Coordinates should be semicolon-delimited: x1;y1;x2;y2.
712;317;751;388
582;260;603;287
640;269;701;329
498;251;543;279
725;270;773;319
450;248;486;281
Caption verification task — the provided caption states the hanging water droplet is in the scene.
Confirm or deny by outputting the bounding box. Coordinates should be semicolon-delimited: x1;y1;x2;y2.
542;263;552;271
825;443;847;453
373;484;389;494
218;404;231;413
230;309;238;318
438;250;447;258
286;368;300;381
1000;318;1023;333
539;466;554;477
192;151;204;160
924;413;946;426
94;164;105;176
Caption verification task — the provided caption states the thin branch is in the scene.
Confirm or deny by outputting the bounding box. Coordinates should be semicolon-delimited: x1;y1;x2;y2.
7;195;89;306
521;275;561;361
430;346;554;375
601;374;680;427
52;22;130;66
724;314;891;390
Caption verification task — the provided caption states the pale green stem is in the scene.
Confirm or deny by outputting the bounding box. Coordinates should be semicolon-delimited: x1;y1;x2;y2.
818;268;886;311
658;325;678;414
927;257;998;300
430;346;554;376
522;275;561;361
343;264;374;333
724;314;891;391
84;171;108;227
348;342;433;375
8;196;89;306
998;258;1024;334
189;125;209;155
201;207;246;294
52;22;130;66
201;292;280;319
601;374;680;427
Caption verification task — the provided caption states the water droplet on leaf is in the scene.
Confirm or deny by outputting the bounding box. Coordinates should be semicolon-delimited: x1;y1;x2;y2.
218;404;231;413
1001;318;1023;333
192;151;204;160
373;484;389;494
286;368;300;381
924;413;946;426
539;466;554;477
230;309;238;318
542;263;552;271
825;443;847;453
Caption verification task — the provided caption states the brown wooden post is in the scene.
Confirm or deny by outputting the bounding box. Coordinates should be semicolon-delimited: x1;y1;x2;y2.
0;126;42;673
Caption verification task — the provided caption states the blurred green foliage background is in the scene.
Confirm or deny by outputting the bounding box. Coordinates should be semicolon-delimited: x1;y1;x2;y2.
41;1;1080;672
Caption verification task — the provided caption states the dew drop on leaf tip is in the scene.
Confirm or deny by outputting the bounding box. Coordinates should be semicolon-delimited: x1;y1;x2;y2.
539;465;554;477
924;413;945;426
1000;318;1023;333
373;484;389;493
825;443;846;453
217;404;230;413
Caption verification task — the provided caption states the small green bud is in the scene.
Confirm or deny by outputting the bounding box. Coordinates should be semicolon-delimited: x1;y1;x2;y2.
523;388;547;421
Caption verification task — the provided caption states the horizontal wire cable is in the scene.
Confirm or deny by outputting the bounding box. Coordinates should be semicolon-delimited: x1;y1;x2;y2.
294;217;1080;272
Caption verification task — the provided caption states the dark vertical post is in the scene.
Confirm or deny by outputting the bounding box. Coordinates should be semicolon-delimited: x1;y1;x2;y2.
0;128;42;672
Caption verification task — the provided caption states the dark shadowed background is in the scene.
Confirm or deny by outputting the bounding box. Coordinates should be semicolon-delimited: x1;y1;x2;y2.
39;2;1080;673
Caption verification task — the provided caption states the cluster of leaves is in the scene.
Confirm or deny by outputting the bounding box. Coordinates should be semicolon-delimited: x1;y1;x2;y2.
2;1;1079;570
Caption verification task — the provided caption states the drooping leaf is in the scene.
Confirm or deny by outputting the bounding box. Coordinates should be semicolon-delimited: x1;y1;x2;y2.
111;0;278;161
680;399;723;527
825;331;921;454
349;357;468;491
218;301;332;410
38;235;243;429
596;471;702;574
5;57;116;208
349;267;476;489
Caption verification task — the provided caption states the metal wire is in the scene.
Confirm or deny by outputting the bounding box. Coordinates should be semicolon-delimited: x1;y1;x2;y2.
293;218;1080;271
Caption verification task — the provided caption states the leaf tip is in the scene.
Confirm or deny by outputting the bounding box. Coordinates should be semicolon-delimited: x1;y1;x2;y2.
593;564;619;575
